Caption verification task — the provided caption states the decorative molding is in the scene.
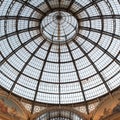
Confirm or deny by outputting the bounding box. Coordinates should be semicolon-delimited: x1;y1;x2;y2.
32;106;87;120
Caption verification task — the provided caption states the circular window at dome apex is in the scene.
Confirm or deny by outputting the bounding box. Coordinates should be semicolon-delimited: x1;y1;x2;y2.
40;11;78;44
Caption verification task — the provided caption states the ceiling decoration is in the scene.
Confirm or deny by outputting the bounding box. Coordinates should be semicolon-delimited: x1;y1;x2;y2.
0;0;120;112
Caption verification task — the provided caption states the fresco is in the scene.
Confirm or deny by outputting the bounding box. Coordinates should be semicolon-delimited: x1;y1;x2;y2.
0;95;27;120
0;118;7;120
99;102;120;120
112;103;120;113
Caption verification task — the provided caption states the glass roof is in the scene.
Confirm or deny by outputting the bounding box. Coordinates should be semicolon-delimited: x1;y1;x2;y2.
0;0;120;105
41;11;78;44
36;110;84;120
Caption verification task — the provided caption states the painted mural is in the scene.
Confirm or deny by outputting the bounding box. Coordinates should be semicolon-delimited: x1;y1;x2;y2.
0;95;27;120
92;93;120;120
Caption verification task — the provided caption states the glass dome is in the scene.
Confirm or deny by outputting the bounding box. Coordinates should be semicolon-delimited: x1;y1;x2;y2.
0;0;120;105
41;11;78;44
36;110;84;120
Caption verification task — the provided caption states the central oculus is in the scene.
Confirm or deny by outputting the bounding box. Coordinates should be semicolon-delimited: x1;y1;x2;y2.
40;11;78;44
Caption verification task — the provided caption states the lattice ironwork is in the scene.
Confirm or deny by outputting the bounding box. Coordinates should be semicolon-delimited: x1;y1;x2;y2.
0;0;120;114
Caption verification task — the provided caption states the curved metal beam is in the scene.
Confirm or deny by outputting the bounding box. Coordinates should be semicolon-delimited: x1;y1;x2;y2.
80;26;120;40
66;43;89;114
0;0;4;6
79;15;120;21
74;0;102;15
118;0;120;4
0;16;40;21
77;33;120;65
9;40;46;93
0;0;39;65
0;26;39;41
67;0;75;10
0;34;41;65
31;43;52;114
58;43;61;105
46;0;52;10
16;0;45;15
74;40;111;92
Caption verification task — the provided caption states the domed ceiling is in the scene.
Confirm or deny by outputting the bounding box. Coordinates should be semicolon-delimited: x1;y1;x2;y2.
0;0;120;105
36;110;84;120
